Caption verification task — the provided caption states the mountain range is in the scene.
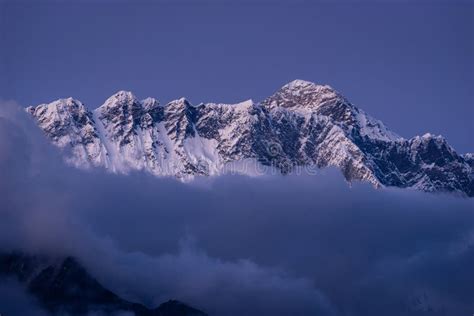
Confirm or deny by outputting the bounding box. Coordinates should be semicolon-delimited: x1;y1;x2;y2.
26;80;473;196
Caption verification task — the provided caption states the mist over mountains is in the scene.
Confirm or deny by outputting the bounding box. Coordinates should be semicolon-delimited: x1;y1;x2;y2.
1;101;473;315
2;0;473;313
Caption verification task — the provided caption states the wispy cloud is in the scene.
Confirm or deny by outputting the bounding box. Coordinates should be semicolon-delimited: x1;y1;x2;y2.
0;101;473;315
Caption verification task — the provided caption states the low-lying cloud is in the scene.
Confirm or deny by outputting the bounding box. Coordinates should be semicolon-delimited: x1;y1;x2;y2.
0;102;473;316
0;277;49;316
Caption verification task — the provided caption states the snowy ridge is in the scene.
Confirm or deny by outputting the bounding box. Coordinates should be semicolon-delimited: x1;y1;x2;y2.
27;80;473;196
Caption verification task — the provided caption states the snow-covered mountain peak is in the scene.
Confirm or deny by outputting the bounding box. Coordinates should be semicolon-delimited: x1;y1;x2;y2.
409;133;457;160
463;153;474;160
414;133;447;145
26;98;90;126
280;79;338;96
419;133;448;143
281;79;338;97
141;97;160;109
282;79;329;90
463;153;474;169
167;97;191;107
262;80;343;114
53;97;82;106
25;97;101;169
27;97;86;113
110;90;137;100
95;91;143;124
98;90;139;112
26;82;473;196
282;79;315;89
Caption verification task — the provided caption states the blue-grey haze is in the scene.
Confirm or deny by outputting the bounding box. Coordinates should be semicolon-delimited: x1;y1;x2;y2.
1;101;473;316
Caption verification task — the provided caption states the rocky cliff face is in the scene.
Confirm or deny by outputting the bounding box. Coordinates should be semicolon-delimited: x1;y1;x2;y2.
27;80;473;196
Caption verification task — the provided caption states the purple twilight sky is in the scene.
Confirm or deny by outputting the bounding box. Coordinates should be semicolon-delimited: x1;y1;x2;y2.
1;0;473;153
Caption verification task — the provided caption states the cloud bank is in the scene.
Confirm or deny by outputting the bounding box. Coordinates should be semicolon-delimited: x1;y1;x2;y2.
0;102;473;316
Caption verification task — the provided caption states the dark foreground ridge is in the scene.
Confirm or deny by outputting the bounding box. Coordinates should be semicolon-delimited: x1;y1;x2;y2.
0;252;207;316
